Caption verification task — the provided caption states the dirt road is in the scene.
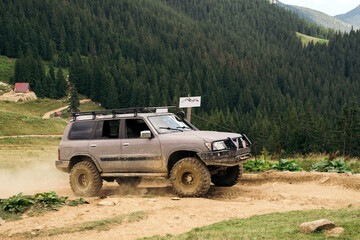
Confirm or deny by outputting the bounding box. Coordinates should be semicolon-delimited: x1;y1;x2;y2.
1;170;360;239
41;99;91;119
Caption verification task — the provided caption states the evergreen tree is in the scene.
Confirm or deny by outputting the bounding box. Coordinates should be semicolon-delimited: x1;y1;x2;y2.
68;84;80;113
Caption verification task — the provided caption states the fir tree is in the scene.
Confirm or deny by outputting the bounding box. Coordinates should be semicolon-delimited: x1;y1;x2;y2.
68;84;80;113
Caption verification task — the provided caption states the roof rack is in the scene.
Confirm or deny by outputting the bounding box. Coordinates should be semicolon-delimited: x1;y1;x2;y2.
72;106;176;120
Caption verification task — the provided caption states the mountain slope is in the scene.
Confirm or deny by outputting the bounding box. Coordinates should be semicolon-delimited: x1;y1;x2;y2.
273;1;356;32
336;5;360;28
1;0;360;156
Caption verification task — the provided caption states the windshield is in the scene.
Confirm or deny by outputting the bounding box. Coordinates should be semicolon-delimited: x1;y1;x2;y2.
148;115;192;133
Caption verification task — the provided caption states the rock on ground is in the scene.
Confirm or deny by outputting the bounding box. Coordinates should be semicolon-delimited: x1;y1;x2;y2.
300;219;335;233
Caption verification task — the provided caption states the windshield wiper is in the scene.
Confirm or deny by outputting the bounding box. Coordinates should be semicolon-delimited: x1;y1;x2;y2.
159;127;183;132
177;126;191;130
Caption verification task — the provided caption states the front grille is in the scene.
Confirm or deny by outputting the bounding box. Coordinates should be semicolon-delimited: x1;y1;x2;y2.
223;137;250;150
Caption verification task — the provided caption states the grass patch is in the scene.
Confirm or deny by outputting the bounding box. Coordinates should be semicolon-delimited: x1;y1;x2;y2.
0;55;16;83
0;98;68;118
144;207;360;239
296;32;329;46
0;137;60;169
0;111;66;136
10;211;147;238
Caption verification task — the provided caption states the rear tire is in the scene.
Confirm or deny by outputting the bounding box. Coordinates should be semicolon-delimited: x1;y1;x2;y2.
70;161;102;197
211;164;243;187
116;177;142;187
170;157;210;197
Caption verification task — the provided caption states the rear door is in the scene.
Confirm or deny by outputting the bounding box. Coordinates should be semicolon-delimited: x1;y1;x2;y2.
88;120;122;172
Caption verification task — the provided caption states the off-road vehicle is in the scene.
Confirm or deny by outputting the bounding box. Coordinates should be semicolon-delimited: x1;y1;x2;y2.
56;107;251;197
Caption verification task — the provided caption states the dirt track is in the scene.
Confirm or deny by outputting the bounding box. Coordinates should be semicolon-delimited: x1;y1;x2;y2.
1;169;360;240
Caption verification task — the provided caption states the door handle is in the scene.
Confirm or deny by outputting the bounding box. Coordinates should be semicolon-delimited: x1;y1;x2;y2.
123;143;130;146
90;144;97;147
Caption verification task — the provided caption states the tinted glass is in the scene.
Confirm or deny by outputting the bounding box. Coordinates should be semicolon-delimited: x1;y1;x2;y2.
125;119;150;138
69;121;95;140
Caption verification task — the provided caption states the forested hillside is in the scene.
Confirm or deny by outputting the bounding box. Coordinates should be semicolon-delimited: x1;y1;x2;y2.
1;0;359;156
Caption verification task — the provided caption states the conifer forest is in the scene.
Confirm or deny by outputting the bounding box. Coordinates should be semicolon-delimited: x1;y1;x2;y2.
1;0;360;156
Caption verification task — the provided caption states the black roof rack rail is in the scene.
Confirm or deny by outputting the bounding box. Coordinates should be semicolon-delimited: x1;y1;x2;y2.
72;106;176;120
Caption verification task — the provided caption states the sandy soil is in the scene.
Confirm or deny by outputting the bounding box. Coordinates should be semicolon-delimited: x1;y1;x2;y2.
1;169;360;240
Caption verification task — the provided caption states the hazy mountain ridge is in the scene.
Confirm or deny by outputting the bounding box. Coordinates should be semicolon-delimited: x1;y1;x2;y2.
271;0;357;32
336;5;360;28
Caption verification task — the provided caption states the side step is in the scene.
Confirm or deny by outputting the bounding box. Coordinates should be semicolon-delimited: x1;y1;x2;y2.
101;172;167;177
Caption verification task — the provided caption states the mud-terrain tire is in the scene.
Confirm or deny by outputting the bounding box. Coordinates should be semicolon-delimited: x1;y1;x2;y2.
70;161;102;197
211;164;243;187
170;157;211;197
116;177;142;187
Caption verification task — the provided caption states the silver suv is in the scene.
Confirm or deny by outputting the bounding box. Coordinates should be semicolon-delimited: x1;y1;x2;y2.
56;107;251;197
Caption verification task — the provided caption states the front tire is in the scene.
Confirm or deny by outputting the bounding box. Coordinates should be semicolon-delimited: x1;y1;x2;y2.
70;161;102;197
170;157;211;197
211;164;243;186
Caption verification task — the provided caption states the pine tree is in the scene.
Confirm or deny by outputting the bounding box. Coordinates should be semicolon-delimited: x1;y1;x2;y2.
68;84;80;113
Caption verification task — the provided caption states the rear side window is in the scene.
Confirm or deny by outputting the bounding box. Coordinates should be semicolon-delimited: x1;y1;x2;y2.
69;122;95;140
94;120;120;139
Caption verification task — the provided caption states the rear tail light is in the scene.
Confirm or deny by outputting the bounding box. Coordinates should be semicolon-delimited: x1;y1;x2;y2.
58;149;60;160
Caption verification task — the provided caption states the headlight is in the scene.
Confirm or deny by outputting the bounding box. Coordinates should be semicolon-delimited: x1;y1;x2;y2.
205;141;227;151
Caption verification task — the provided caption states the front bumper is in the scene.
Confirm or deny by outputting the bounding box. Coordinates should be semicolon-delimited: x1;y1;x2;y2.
55;160;70;173
198;147;251;166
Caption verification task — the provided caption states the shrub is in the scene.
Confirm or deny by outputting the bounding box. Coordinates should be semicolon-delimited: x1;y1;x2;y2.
2;193;34;213
312;159;353;173
243;159;272;172
34;191;68;210
271;159;303;171
0;191;87;219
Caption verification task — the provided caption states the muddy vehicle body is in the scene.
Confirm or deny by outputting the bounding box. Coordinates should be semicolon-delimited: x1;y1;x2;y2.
56;107;251;197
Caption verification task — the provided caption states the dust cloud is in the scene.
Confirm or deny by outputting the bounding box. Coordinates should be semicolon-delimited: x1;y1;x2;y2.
0;161;69;198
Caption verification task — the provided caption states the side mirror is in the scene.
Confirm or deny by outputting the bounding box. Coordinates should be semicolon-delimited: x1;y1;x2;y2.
177;111;185;120
140;130;152;139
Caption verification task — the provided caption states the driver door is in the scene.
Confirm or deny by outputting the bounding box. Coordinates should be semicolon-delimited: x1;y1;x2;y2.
119;118;163;171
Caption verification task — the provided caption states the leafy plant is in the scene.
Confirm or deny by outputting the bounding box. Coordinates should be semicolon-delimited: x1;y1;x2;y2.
0;191;88;220
2;193;34;213
271;159;303;172
312;159;353;173
34;191;68;210
243;159;271;172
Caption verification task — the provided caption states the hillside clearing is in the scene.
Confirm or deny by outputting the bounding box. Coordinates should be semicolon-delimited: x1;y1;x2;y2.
296;32;329;45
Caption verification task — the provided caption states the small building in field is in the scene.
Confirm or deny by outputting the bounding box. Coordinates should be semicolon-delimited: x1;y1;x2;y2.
14;83;30;93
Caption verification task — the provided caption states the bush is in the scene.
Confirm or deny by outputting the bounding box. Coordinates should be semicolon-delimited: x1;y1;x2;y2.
0;191;87;219
243;159;272;172
271;159;303;171
1;193;34;213
312;159;353;173
34;191;68;210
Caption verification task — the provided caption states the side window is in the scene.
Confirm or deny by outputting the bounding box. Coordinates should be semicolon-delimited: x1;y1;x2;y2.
94;120;120;139
125;119;150;138
69;122;95;140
